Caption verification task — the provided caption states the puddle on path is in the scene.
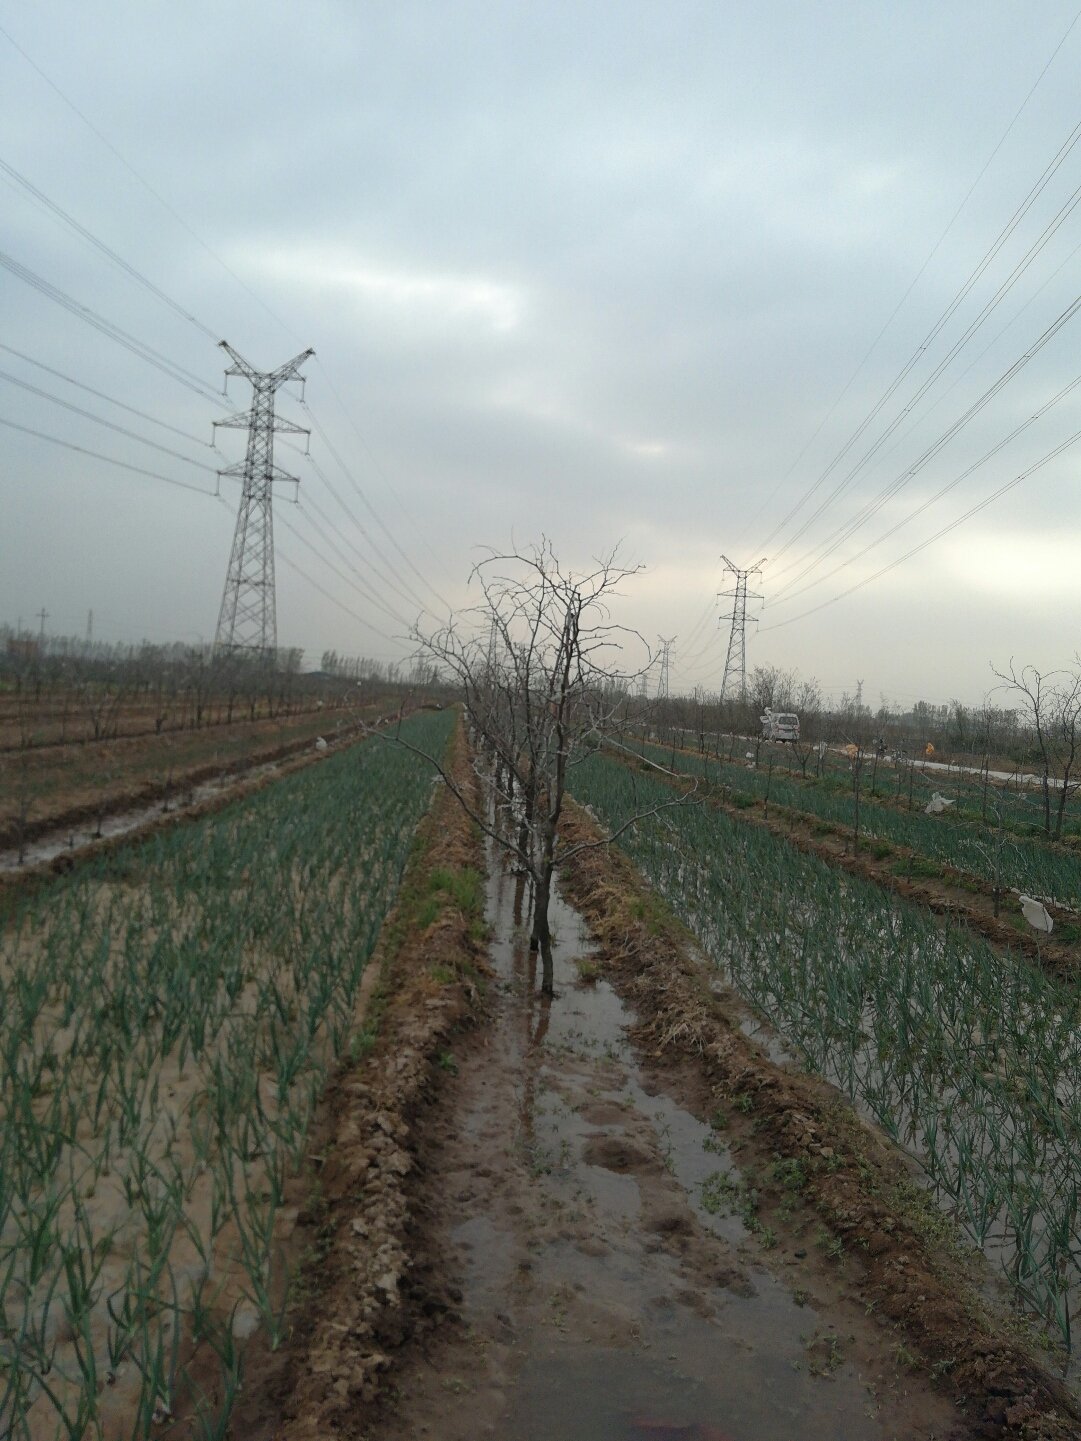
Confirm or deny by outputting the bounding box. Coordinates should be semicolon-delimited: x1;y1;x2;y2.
436;848;952;1441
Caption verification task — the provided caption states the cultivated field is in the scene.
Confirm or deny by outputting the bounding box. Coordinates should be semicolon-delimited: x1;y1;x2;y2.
3;709;1080;1440
572;749;1081;1356
0;698;397;855
0;709;452;1438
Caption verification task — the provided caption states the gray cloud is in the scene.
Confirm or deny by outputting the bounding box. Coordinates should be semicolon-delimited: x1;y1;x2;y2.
3;1;1081;698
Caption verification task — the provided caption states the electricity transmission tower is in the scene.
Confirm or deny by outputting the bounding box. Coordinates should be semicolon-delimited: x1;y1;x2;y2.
213;341;314;658
718;555;764;701
657;635;676;700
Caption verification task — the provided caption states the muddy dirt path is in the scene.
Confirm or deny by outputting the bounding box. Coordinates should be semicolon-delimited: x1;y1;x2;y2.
368;850;962;1441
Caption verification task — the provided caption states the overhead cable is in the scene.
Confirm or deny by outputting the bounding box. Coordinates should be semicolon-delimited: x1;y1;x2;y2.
0;247;222;401
0;341;213;446
771;368;1081;608
0;153;220;341
759;427;1081;633
0;414;217;496
291;501;415;630
0;18;296;342
277;508;411;633
300;483;432;621
0;366;218;472
769;291;1081;599
732;4;1081;554
764;163;1081;567
755;116;1081;561
302;402;452;614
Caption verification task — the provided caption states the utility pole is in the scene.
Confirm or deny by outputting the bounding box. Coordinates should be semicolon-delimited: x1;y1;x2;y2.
37;607;48;642
718;555;764;701
657;635;676;700
86;609;93;645
213;341;314;659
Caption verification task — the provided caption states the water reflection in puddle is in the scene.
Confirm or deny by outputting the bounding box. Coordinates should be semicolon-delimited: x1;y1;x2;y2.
472;844;940;1441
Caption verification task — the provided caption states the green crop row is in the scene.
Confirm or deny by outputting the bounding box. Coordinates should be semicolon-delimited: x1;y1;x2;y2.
0;709;452;1439
571;751;1081;1354
621;736;1081;910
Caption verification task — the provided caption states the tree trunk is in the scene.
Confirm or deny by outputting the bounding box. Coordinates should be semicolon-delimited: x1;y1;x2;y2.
533;866;555;997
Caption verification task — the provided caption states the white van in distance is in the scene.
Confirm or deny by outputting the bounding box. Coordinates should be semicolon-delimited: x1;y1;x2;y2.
760;709;800;743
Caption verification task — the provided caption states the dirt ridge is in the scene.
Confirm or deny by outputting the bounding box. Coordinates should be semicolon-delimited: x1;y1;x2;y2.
235;720;488;1441
559;797;1081;1441
0;710;409;905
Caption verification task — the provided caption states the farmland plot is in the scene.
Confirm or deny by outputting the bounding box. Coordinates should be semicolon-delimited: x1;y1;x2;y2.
0;708;452;1439
571;751;1081;1361
623;736;1081;910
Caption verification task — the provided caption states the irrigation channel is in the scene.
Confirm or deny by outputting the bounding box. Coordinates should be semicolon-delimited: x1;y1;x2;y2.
0;757;290;874
570;752;1081;1368
371;837;958;1440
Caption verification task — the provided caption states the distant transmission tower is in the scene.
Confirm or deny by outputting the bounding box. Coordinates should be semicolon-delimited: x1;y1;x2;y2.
718;555;764;701
657;635;676;700
213;341;314;658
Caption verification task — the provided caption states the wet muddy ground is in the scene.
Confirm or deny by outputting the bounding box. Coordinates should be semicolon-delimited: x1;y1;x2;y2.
369;851;961;1441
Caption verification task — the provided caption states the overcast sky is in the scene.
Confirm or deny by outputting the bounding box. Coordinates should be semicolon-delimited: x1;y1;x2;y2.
3;1;1081;707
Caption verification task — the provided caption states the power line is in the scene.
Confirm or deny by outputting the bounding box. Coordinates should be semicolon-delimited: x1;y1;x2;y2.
303;451;436;616
290;502;414;630
770;367;1081;610
731;4;1081;556
298;485;427;622
754;115;1081;562
313;358;453;580
0;153;220;342
0;341;214;446
766;162;1081;568
0;18;296;343
0;414;218;496
302;402;452;614
759;426;1081;633
276;513;404;642
768;291;1081;600
0;366;218;473
0;247;221;400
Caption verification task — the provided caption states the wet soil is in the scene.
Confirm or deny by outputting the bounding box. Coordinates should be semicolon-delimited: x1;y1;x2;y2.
0;707;406;900
358;850;967;1441
0;703;391;853
556;800;1081;1441
229;725;489;1441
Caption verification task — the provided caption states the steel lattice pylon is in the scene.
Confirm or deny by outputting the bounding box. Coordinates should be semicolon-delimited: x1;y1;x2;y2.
718;555;764;701
213;341;314;658
657;634;676;700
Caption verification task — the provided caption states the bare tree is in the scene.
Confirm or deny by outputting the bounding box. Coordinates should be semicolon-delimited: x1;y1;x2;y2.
992;659;1081;839
398;540;695;996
